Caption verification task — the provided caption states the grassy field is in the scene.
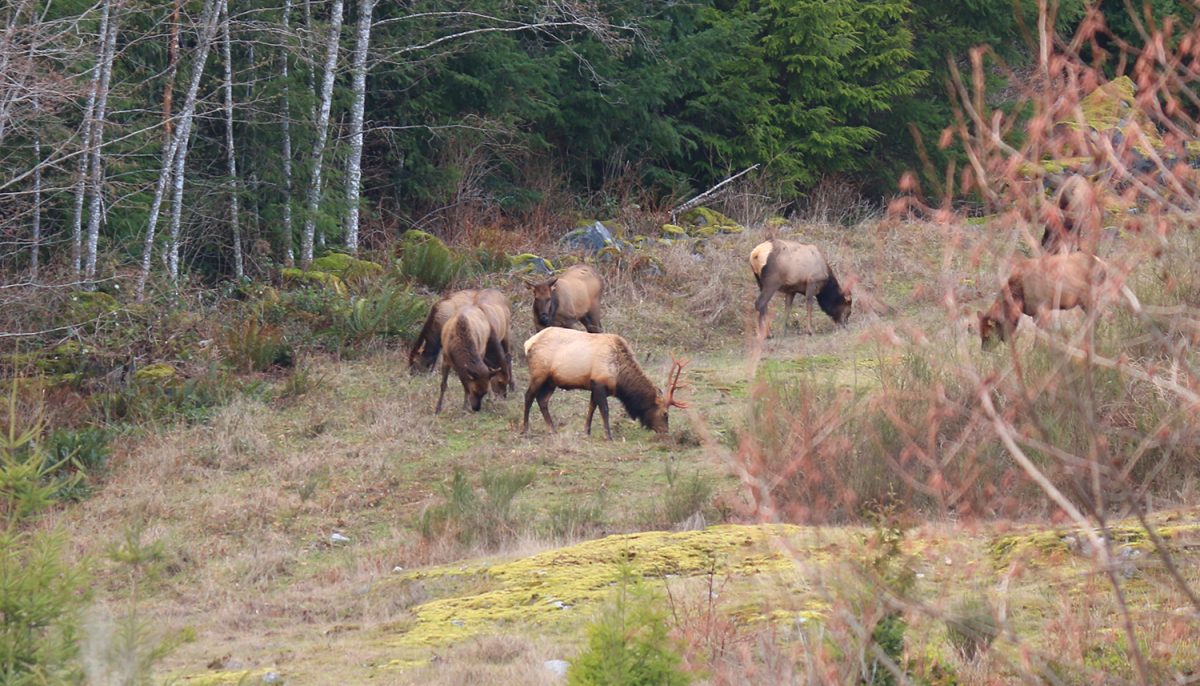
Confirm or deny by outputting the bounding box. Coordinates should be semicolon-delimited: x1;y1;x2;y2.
46;219;1200;684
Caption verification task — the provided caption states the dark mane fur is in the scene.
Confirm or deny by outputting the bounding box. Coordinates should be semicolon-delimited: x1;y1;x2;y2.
815;269;848;317
447;316;489;379
609;340;660;428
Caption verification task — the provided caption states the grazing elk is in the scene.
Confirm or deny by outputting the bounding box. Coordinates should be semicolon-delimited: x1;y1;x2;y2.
435;305;508;413
750;239;852;337
978;251;1141;349
475;288;515;391
521;327;688;439
409;289;479;372
528;264;604;332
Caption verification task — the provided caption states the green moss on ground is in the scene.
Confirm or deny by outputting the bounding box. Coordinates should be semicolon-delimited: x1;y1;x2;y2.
385;525;809;650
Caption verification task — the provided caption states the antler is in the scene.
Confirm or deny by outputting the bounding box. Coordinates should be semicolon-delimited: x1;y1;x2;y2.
664;355;690;409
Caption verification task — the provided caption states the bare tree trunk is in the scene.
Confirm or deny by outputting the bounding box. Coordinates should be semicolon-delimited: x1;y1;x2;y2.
135;0;224;300
343;0;375;256
300;0;343;268
30;94;40;281
165;0;227;284
70;0;110;276
162;0;182;142
221;1;243;280
280;0;295;267
84;0;121;282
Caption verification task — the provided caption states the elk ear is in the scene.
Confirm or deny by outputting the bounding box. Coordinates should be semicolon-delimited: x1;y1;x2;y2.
547;277;558;289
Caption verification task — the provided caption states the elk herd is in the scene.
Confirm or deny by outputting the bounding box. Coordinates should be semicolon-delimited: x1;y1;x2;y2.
408;216;1139;437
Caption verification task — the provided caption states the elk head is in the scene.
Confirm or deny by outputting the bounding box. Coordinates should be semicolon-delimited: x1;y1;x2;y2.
529;276;558;329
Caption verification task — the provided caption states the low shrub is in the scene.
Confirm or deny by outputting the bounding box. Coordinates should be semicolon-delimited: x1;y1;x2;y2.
568;569;692;686
419;467;535;549
0;390;91;682
38;426;112;501
219;317;294;374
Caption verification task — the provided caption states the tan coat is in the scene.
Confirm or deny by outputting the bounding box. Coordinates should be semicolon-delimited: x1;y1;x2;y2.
751;240;851;336
522;327;676;439
436;305;504;413
530;264;604;332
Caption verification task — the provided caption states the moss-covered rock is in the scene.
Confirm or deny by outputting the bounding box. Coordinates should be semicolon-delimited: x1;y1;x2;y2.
660;224;688;239
509;253;554;275
66;291;119;322
134;362;178;384
1056;76;1163;150
311;253;384;288
679;207;744;235
37;341;91;375
280;267;347;295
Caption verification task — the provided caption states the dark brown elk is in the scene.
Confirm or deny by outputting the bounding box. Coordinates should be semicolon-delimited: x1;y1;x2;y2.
978;252;1141;349
435;305;507;413
409;289;478;372
750;239;851;337
521;327;688;440
528;264;604;332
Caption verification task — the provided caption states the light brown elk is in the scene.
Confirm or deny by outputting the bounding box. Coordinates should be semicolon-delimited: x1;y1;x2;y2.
521;327;688;439
978;251;1141;349
435;305;507;413
750;239;851;337
409;289;478;372
475;288;515;391
528;264;604;332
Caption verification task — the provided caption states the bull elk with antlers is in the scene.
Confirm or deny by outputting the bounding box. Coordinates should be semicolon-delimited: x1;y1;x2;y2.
521;327;688;439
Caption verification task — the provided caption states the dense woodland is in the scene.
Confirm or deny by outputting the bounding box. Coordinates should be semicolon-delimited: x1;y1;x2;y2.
0;0;1193;287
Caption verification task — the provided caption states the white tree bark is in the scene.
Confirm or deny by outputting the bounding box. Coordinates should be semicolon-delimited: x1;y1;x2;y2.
300;0;343;268
69;0;110;276
221;2;243;279
30;94;40;281
84;0;121;281
343;0;375;256
135;0;224;300
280;0;295;267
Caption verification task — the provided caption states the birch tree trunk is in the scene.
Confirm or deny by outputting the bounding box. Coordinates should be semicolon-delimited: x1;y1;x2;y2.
165;0;227;283
300;0;343;268
69;0;110;276
279;0;295;266
221;2;243;279
162;0;182;143
135;0;223;300
84;0;121;281
30;95;40;281
343;0;375;256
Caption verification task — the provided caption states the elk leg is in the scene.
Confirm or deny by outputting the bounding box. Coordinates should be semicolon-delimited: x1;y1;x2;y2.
435;364;451;414
754;284;779;339
806;282;817;335
585;397;597;436
502;337;515;390
784;292;796;334
588;381;613;440
522;382;537;434
536;384;558;434
597;392;612;441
